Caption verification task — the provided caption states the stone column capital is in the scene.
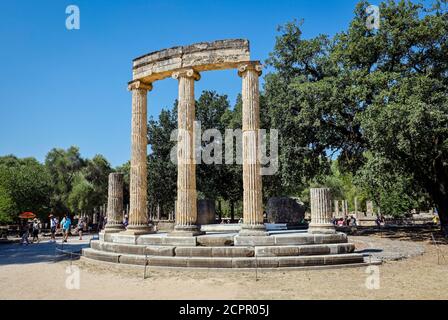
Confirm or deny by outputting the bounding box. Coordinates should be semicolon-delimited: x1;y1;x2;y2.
128;80;153;92
238;61;263;77
172;69;201;81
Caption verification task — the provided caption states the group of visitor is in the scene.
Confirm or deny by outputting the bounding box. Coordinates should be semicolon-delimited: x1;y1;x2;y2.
20;213;87;245
375;215;385;227
49;214;73;242
20;219;41;245
332;215;357;227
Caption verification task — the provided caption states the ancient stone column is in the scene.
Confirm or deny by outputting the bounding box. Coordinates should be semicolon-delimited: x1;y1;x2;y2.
171;69;202;236
366;201;374;216
334;200;340;218
343;200;349;217
309;188;335;234
238;62;266;236
104;173;125;233
125;80;154;235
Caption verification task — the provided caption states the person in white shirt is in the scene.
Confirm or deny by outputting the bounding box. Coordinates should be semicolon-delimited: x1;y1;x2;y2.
49;215;57;242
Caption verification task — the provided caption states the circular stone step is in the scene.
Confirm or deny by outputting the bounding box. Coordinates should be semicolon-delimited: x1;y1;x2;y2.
90;240;356;257
85;231;371;269
100;231;348;247
82;248;367;269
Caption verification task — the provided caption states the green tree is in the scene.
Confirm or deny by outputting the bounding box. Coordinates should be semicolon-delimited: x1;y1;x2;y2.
0;184;16;223
68;173;96;214
147;106;178;217
0;156;52;221
265;0;448;228
196;91;232;201
45;146;85;214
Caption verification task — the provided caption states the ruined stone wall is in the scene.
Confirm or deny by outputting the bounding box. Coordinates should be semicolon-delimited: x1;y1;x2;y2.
266;197;305;225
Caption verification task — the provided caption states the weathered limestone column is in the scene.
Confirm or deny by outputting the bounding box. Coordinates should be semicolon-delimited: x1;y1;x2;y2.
104;173;125;233
343;200;349;217
125;80;154;235
309;188;335;234
171;69;203;236
366;201;374;216
334;200;340;218
238;62;266;236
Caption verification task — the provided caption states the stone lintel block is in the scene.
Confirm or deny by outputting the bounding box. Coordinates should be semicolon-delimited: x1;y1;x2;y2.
144;246;175;257
175;247;212;257
132;40;251;82
119;254;148;266
133;39;249;67
234;235;275;246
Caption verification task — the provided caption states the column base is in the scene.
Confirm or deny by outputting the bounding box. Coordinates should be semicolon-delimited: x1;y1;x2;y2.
239;224;268;236
103;224;125;234
122;224;155;236
308;223;336;234
169;225;204;237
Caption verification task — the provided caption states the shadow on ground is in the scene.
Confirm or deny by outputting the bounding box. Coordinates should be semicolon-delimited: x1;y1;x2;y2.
0;240;90;266
352;225;448;245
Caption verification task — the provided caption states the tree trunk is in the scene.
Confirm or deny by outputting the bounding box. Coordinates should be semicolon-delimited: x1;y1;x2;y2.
433;190;448;235
426;176;448;236
230;201;235;223
218;200;222;222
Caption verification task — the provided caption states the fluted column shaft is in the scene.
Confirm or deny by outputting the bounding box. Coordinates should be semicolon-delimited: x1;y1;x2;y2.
238;62;266;236
172;69;202;236
126;81;154;235
334;200;340;218
104;173;125;233
309;188;335;234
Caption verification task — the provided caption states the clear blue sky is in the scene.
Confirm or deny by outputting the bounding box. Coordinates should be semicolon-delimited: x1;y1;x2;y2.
0;0;365;167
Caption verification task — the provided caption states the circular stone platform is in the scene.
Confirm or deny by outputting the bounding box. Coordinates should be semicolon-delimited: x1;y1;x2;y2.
82;230;378;269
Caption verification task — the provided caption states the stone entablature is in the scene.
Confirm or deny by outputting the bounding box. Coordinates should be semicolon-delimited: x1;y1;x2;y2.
132;39;250;82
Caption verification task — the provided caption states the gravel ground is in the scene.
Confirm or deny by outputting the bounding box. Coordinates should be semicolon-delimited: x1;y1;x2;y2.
0;234;447;300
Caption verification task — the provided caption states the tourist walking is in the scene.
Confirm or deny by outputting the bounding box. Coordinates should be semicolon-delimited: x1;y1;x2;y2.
60;214;72;243
31;218;40;243
20;223;30;245
49;214;57;242
77;218;84;240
